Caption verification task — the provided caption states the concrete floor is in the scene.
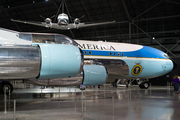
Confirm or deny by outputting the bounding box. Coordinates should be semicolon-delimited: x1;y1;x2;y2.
0;83;179;120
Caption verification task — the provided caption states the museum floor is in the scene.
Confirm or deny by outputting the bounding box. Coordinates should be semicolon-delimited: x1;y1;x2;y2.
0;83;179;120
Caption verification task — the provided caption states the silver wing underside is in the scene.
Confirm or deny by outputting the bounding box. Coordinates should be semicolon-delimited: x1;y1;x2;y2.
11;19;115;30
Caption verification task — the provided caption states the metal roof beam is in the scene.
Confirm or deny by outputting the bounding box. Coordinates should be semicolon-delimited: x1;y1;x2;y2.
132;23;176;57
115;14;180;24
1;0;49;9
121;0;132;42
15;9;32;31
0;6;21;31
166;0;180;5
166;41;180;54
133;0;162;20
77;29;180;39
121;0;131;21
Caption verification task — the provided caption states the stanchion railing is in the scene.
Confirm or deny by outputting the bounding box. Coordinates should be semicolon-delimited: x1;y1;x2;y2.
14;100;16;120
4;90;7;113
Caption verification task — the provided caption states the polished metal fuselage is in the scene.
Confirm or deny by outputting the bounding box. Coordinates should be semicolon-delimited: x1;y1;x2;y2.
0;28;84;86
84;59;129;80
0;46;40;79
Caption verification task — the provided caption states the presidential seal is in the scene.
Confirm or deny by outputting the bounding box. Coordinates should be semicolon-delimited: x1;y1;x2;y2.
131;63;142;76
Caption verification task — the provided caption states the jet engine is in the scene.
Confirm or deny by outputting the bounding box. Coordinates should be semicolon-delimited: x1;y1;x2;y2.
37;44;83;79
0;44;83;80
26;64;108;86
83;65;108;85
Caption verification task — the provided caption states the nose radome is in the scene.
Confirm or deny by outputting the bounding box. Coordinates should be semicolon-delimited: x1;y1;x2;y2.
171;59;177;70
162;60;174;73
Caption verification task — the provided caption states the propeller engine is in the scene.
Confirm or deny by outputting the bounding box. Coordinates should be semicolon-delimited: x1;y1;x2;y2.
71;15;85;25
40;15;55;28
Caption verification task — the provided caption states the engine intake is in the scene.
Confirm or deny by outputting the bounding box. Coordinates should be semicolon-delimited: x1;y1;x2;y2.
27;64;107;86
38;44;83;79
83;65;108;85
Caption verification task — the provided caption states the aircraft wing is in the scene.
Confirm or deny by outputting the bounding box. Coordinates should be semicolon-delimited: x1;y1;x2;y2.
11;19;75;30
11;19;115;30
11;19;50;28
77;21;115;28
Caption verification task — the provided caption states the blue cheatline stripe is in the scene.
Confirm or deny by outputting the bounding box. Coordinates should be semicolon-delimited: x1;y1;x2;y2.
82;46;167;59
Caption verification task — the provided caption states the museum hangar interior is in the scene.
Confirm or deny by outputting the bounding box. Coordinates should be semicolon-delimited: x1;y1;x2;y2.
0;0;180;120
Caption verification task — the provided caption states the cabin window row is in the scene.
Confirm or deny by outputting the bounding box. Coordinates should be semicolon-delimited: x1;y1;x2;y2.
109;52;124;56
84;51;92;55
83;51;124;56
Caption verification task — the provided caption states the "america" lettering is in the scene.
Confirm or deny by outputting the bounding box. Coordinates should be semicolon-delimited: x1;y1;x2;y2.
78;44;115;51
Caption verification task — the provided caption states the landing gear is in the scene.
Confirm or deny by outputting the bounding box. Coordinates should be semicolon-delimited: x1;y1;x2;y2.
0;81;13;94
116;78;150;89
139;82;150;89
79;84;86;90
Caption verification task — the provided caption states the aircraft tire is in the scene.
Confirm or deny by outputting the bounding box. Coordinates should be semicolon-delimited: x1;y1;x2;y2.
0;82;13;94
139;82;150;89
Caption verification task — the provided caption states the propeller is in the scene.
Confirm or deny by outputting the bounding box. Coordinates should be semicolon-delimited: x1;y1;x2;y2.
70;15;85;24
40;15;55;24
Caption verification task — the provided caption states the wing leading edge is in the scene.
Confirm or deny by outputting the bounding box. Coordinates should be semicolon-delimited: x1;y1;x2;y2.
11;19;115;30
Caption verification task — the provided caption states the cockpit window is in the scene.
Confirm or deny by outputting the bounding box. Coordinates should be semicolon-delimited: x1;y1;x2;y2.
20;33;77;46
55;35;77;46
32;34;55;44
163;53;169;58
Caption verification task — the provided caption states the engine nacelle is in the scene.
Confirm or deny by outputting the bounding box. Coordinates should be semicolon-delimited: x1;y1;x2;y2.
0;44;83;80
45;18;52;28
74;18;80;24
27;64;107;86
38;44;83;79
83;65;108;85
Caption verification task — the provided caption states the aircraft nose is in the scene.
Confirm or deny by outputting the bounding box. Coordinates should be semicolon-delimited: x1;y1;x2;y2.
162;59;174;73
171;59;177;70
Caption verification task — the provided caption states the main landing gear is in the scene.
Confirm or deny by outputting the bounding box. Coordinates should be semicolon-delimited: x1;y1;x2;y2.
139;81;150;89
117;79;150;89
0;81;13;94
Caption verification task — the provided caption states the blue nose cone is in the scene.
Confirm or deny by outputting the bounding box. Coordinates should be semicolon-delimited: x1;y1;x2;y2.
133;46;174;78
162;59;174;74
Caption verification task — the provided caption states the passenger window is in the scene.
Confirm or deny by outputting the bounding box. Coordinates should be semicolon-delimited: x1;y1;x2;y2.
118;53;120;56
110;52;112;56
84;51;87;54
121;53;124;56
114;53;116;56
89;51;92;55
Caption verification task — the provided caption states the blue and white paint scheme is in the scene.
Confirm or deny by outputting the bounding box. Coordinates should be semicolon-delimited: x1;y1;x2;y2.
75;40;174;79
0;28;174;94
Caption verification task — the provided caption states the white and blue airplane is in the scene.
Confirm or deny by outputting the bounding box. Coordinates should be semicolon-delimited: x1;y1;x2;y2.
76;40;174;88
0;28;174;94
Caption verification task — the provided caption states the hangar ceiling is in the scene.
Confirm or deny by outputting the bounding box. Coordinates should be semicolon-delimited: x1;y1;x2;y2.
0;0;180;57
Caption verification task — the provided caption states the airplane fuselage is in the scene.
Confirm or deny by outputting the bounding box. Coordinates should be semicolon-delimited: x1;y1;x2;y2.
0;28;174;93
75;40;173;80
57;13;69;25
0;28;174;81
